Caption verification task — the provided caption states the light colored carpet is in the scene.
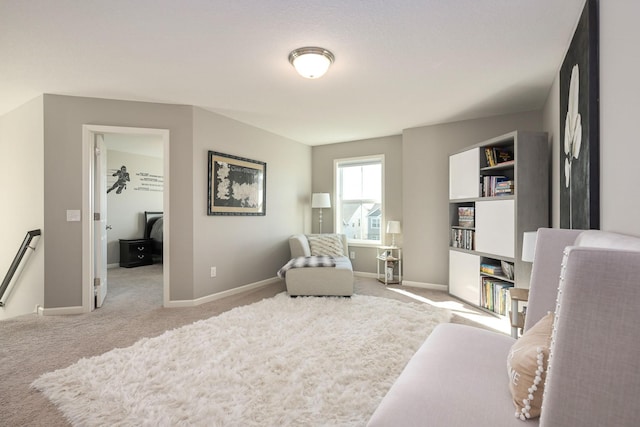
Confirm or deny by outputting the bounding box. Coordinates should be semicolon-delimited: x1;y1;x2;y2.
32;292;450;426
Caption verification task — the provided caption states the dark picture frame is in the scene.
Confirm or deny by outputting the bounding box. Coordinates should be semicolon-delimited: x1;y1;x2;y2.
207;151;266;216
559;0;599;229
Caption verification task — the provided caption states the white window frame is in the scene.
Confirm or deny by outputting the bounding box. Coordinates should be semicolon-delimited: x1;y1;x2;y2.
334;154;385;246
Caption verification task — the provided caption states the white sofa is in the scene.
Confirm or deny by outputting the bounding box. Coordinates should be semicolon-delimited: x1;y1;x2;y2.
368;228;640;427
282;234;354;296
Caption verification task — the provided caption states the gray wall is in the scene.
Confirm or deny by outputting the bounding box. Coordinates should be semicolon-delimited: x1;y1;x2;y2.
311;113;543;282
43;94;194;305
0;96;45;319
542;68;561;228
402;111;543;287
41;95;311;308
598;1;640;235
312;135;402;273
191;107;311;299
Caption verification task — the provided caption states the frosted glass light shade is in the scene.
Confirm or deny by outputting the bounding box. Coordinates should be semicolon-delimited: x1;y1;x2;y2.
522;231;538;262
311;193;331;208
289;47;334;79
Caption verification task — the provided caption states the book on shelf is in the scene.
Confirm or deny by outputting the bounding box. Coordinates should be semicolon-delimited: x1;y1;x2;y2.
484;148;496;167
492;147;513;164
484;147;514;167
450;228;474;250
494;180;514;196
482;176;514;197
481;277;513;315
457;207;475;228
480;263;502;275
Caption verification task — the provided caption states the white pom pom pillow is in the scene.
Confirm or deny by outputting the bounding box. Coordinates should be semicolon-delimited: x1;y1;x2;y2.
507;312;554;421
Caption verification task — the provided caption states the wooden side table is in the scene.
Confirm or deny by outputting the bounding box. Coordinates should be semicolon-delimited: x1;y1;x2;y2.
509;288;529;338
376;246;402;285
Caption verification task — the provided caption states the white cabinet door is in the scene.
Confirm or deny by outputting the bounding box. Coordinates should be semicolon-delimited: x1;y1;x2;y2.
475;199;515;258
449;148;479;200
449;250;480;304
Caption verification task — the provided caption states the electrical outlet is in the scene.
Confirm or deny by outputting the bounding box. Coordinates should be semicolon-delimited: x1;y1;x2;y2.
350;251;355;259
210;267;217;277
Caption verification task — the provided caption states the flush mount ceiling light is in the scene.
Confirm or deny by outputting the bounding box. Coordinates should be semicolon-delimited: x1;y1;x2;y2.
288;47;335;79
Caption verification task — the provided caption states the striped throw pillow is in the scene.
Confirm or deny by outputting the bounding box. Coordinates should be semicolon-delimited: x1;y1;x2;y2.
306;234;345;257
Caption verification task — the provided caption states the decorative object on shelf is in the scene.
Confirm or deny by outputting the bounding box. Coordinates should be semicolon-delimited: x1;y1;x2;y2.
288;47;335;79
385;265;394;282
521;231;538;263
500;260;514;280
457;207;474;227
311;192;331;234
386;220;401;247
559;0;599;230
207;151;266;216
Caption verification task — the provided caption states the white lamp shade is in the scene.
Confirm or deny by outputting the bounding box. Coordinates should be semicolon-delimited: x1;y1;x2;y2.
386;220;402;234
522;231;538;262
311;193;331;208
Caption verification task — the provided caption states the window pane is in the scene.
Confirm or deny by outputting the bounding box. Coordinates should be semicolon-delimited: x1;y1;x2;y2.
339;202;381;241
361;164;381;200
341;164;381;201
341;166;363;199
336;156;383;244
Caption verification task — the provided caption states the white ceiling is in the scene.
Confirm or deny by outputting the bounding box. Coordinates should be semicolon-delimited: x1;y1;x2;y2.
0;0;585;146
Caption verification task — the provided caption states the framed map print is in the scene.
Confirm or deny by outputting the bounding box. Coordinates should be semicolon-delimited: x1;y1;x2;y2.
208;151;266;216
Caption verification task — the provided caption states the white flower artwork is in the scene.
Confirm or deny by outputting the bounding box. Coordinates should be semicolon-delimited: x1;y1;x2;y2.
559;0;598;230
563;64;582;228
208;151;266;216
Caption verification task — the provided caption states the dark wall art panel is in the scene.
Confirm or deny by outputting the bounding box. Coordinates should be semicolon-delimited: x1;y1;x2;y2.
559;0;599;229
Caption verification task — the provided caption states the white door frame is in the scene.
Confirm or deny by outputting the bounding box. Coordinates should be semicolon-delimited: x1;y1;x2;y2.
82;125;170;312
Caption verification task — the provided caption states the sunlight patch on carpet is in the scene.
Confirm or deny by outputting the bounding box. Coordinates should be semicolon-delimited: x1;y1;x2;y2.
32;293;450;426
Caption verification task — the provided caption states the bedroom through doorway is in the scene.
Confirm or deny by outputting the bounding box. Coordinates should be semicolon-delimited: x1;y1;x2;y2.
82;125;169;313
103;133;164;303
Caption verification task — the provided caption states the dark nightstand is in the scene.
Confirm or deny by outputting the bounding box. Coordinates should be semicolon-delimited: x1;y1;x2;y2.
119;238;153;268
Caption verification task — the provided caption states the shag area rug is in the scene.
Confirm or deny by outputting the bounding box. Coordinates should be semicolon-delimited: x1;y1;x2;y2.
32;293;450;426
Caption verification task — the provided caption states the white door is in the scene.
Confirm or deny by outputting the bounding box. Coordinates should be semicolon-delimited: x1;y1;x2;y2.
94;134;108;308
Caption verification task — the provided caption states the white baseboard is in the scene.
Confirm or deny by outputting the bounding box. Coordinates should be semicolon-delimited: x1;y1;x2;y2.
36;278;282;313
354;271;377;279
38;305;85;316
107;263;120;269
401;280;448;292
355;272;447;292
165;277;282;308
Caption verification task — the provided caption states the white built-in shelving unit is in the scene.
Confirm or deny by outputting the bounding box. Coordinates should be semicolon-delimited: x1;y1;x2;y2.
448;130;549;337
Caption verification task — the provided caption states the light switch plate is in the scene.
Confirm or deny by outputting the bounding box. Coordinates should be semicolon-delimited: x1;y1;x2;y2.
66;210;81;222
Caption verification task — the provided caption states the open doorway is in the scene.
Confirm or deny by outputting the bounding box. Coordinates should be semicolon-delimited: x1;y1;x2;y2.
82;125;170;312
